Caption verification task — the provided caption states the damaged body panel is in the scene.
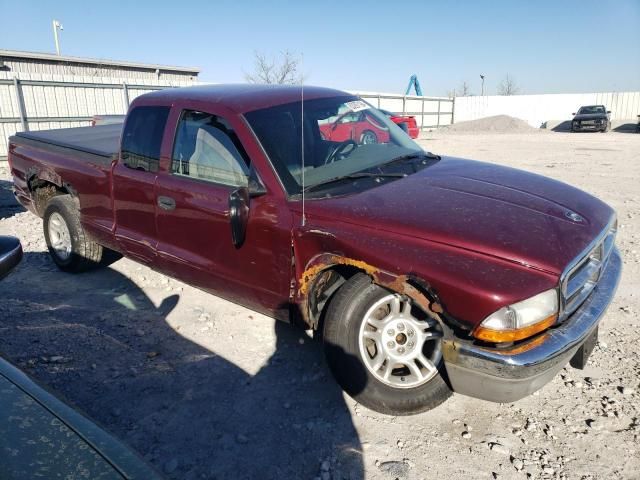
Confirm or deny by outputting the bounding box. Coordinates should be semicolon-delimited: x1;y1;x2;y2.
291;210;560;331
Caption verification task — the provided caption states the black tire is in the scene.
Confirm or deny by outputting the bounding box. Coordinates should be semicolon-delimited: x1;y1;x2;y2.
360;130;378;145
323;273;451;415
43;195;107;272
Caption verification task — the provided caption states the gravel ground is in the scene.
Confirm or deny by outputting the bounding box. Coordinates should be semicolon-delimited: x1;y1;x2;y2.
1;129;639;480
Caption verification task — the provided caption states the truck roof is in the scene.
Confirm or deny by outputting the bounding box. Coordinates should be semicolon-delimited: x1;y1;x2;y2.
140;84;352;113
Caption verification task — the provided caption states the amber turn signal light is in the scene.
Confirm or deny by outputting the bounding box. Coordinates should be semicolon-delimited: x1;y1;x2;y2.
473;314;557;343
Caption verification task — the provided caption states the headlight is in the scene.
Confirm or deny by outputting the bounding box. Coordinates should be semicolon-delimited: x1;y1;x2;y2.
473;289;559;343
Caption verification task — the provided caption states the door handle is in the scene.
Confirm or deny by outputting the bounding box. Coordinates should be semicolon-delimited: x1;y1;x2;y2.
157;196;176;211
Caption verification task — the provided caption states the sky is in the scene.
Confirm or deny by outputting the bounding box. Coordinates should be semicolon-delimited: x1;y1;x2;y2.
1;0;639;97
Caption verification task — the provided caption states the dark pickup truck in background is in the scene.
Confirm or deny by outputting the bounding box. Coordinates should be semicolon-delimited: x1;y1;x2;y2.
571;105;611;132
7;84;621;415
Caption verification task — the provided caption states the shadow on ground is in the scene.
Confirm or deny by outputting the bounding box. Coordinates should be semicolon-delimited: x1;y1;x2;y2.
612;123;639;133
0;252;363;480
0;180;25;220
549;120;572;132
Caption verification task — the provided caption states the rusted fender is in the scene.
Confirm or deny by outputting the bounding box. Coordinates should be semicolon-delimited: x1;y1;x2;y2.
296;253;443;320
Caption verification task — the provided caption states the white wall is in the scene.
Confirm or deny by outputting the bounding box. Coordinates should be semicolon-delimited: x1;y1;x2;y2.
454;91;640;128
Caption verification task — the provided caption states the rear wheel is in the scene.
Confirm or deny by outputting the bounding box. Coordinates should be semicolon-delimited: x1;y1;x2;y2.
323;273;451;415
43;195;114;272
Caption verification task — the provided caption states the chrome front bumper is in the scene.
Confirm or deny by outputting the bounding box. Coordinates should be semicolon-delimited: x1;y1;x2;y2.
443;247;622;403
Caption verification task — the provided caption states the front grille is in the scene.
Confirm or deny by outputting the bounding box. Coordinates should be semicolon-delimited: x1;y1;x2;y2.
560;219;616;321
581;120;596;125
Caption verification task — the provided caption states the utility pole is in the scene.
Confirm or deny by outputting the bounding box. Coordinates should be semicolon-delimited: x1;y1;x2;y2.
480;74;485;96
52;20;63;55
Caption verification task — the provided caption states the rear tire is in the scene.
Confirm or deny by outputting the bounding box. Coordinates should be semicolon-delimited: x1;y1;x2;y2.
323;273;451;415
43;195;109;272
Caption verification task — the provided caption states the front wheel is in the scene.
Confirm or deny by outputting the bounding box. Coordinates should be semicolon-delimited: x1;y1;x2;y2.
323;273;451;415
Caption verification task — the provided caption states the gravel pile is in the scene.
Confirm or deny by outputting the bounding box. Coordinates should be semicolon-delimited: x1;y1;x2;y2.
440;114;539;134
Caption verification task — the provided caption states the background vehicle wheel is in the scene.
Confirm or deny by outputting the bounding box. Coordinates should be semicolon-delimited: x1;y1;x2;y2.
323;273;451;415
360;130;378;145
43;195;112;272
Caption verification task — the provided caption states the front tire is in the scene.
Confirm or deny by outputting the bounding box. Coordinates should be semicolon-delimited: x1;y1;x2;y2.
43;195;106;272
323;273;451;415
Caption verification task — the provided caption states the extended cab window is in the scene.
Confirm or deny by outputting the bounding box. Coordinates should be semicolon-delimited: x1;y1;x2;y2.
121;106;170;173
172;110;250;187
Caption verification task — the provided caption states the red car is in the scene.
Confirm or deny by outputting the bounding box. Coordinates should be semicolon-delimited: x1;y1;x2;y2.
380;109;420;138
9;84;620;415
318;109;390;144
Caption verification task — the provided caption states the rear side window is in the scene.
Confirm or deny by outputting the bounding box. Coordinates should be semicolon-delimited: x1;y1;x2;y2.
121;106;170;172
171;110;250;187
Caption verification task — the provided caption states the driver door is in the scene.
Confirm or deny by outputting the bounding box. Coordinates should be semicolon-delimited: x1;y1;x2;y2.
330;112;361;142
154;107;291;316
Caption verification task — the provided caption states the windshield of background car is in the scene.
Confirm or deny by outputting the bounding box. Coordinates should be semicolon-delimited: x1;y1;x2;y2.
578;106;605;114
245;96;423;195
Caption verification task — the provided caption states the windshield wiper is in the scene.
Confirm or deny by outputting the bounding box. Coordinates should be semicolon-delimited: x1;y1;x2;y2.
381;151;441;166
302;172;407;193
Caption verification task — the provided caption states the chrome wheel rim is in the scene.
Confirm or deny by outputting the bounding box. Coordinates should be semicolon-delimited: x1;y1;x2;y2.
358;294;443;389
361;131;377;144
48;212;72;260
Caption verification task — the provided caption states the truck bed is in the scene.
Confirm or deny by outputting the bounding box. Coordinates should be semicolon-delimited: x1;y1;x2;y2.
12;124;122;166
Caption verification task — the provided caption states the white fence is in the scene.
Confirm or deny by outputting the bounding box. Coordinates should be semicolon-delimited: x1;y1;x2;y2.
352;91;454;129
454;91;640;129
0;73;196;158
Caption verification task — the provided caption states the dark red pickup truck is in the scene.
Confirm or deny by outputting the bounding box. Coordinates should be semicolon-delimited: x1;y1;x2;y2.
8;85;621;415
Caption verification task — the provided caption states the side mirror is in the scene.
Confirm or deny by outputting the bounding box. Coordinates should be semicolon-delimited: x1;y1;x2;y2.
572;113;576;116
607;111;611;114
229;187;250;248
229;167;266;247
0;236;23;281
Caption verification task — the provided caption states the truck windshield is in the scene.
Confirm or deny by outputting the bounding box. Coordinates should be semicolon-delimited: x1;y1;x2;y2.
578;106;606;115
245;96;424;195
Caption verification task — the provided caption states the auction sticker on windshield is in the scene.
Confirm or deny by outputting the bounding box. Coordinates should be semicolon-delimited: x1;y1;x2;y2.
344;100;369;112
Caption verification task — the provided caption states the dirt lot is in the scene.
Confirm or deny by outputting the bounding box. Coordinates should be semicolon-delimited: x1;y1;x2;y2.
1;130;639;480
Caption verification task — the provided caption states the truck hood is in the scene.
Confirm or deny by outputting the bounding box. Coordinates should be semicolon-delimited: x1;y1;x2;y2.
305;157;614;275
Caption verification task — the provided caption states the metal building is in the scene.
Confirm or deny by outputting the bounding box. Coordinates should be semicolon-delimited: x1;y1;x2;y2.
0;50;200;158
0;49;200;83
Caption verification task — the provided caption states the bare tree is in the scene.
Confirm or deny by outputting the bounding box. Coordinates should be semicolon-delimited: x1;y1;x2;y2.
245;50;304;85
497;74;520;96
458;81;472;97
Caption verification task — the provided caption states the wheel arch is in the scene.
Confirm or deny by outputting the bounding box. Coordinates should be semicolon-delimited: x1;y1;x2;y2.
27;169;76;217
296;253;445;331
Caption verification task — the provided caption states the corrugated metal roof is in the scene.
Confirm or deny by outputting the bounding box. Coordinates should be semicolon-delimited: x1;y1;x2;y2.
0;49;200;74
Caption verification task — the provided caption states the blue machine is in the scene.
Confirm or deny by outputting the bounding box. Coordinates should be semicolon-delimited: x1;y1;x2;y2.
405;75;423;96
